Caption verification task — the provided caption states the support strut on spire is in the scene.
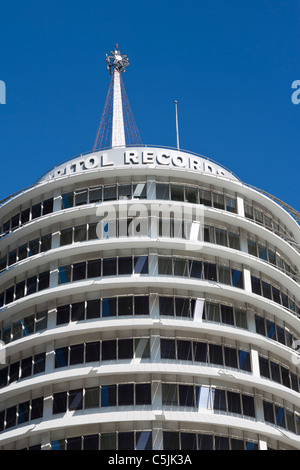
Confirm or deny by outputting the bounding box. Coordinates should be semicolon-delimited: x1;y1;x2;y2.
93;45;142;151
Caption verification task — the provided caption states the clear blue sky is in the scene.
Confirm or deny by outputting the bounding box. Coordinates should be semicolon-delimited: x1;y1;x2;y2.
0;0;299;210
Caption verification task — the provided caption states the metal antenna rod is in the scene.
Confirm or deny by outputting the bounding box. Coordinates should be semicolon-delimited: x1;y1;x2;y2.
175;100;180;151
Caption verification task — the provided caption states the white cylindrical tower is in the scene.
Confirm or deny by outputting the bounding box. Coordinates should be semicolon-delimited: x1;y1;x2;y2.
0;49;299;452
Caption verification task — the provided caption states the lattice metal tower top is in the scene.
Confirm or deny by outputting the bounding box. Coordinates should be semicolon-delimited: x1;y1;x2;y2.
93;45;142;151
106;45;129;74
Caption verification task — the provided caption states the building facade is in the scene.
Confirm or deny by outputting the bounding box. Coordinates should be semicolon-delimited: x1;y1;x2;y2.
0;49;300;451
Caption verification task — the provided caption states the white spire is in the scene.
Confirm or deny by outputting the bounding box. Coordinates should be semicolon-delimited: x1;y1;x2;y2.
106;45;129;148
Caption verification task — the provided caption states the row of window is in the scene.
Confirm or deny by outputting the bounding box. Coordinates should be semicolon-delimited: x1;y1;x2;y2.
0;353;45;388
160;338;251;372
251;275;299;313
0;310;47;344
0;198;54;237
0;234;52;273
0;182;295;249
52;431;152;451
259;356;300;392
61;182;237;212
52;383;152;414
50;431;258;451
55;337;150;369
3;337;300;394
244;202;294;242
1;297;298;356
255;314;297;349
263;399;300;434
163;431;258;451
157;256;244;288
0;397;43;432
247;239;298;280
0;271;50;307
1;383;300;436
58;255;148;285
56;296;149;324
2;217;298;294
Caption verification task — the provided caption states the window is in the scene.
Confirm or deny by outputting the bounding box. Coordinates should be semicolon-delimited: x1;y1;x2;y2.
189;260;202;278
71;302;85;322
134;256;148;274
161;339;176;359
224;347;238;369
159;296;174;316
62;192;74;209
38;271;49;291
61;228;73;246
170;185;184;201
134;296;149;315
73;262;86;281
70;344;84;365
118;432;134;450
156;183;169;200
89;187;102;203
87;259;101;278
136;431;152;450
205;302;220;322
103;258;116;276
118;384;134;406
75;189;88;206
218;265;231;285
86;342;100;363
102;340;116;360
231;269;243;288
43;198;53;215
104;185;117;201
162;383;178;406
21;357;32;378
74;225;87;242
53;392;67;414
85;387;100;408
69;389;83;410
27;275;37;295
118;339;133;359
102;298;116;317
34;313;45;332
186;186;198;204
204;262;217;281
118;256;132;275
221;305;234;325
175;298;190;317
118;296;133;316
101;385;116;407
158;257;172;275
55;347;68;368
58;265;71;284
212;389;226;411
179;385;194;407
193;342;208;363
86;299;100;319
136;383;151;405
209;344;223;365
181;433;197;450
177;340;192;361
251;276;261;295
57;305;70;325
11;214;20;229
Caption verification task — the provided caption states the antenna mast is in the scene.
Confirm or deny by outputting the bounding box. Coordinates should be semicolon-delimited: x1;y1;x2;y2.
93;45;142;151
175;100;180;151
